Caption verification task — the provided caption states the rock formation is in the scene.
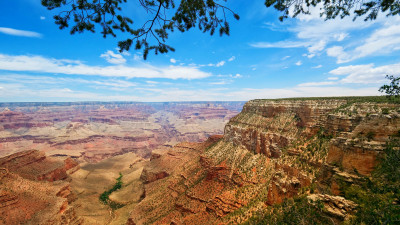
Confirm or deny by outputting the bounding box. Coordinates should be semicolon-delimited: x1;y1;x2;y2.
125;98;399;224
1;97;398;224
0;150;82;225
0;102;244;162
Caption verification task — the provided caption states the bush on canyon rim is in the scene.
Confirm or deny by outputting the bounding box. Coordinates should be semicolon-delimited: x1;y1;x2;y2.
244;196;333;225
341;137;400;224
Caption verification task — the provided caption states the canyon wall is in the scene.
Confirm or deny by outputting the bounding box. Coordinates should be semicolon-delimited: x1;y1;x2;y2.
1;98;398;224
0;150;82;225
125;98;399;224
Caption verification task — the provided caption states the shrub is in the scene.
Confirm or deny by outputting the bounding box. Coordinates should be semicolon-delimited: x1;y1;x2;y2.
99;173;124;209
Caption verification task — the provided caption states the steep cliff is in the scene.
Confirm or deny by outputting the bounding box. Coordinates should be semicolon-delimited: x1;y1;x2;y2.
125;97;400;224
0;150;82;225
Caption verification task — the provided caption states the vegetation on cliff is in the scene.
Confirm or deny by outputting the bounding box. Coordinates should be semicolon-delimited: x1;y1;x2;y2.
243;196;334;225
244;135;400;225
99;173;125;210
340;136;400;224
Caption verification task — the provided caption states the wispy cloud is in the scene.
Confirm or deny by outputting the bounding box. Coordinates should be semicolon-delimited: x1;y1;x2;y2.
170;58;177;63
216;60;225;67
0;27;42;38
250;41;310;49
100;50;126;64
250;9;389;62
298;81;336;87
327;18;400;63
0;82;380;102
0;53;211;79
329;62;400;84
312;65;323;69
228;56;236;61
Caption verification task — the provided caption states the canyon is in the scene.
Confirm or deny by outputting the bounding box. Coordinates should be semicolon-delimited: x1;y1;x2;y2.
0;102;244;162
0;97;399;224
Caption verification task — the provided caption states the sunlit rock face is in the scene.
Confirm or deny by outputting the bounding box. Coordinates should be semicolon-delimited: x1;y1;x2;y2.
0;150;82;225
1;98;398;224
125;98;399;224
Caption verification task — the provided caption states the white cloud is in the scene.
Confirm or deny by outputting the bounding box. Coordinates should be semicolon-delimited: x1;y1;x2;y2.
307;54;315;58
100;50;126;64
133;54;141;61
251;9;385;59
216;60;226;67
334;33;348;41
146;81;158;84
250;41;310;49
230;74;242;78
210;80;231;85
0;53;211;79
0;74;137;89
228;56;236;61
320;17;400;63
282;56;290;60
0;73;381;102
91;79;137;88
170;58;177;63
326;46;351;63
40;16;46;20
312;65;323;69
307;40;326;53
298;81;336;87
329;62;400;84
327;77;339;80
295;61;302;66
0;27;42;38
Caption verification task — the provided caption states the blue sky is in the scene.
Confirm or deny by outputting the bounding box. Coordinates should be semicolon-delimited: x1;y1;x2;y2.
0;0;399;102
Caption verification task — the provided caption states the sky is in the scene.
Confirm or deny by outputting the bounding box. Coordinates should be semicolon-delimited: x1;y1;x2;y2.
0;0;399;102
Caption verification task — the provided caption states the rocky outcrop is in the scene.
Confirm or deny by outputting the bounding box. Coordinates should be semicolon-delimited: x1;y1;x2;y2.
224;99;347;155
0;150;82;225
125;98;400;224
0;150;79;182
307;194;357;220
140;169;169;183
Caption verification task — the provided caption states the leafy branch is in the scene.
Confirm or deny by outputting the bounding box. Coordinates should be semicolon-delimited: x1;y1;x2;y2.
41;0;240;59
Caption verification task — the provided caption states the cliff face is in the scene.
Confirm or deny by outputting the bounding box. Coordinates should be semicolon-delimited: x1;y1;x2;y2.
3;98;397;225
126;98;400;224
224;100;347;157
0;150;82;225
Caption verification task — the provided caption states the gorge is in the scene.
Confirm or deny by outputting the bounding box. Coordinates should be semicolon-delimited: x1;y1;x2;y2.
0;97;399;224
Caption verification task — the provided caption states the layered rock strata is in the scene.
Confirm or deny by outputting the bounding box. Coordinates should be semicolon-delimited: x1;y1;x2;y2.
0;150;82;225
126;98;399;224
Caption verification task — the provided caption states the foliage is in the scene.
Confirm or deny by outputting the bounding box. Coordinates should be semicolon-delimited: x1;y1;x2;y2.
99;172;125;210
341;137;400;224
243;196;334;225
366;131;375;141
41;0;239;59
379;75;400;98
265;0;400;21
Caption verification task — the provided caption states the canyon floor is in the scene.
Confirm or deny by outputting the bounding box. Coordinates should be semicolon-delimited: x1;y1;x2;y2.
0;97;399;225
